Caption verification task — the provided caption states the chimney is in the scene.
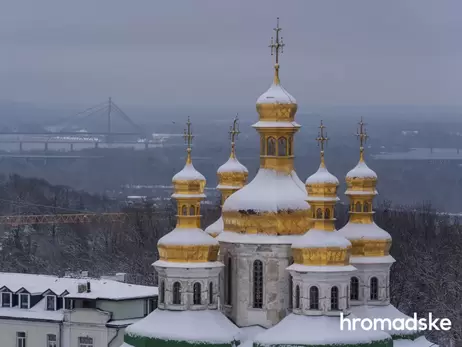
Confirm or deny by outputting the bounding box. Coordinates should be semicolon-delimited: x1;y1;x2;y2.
86;281;91;293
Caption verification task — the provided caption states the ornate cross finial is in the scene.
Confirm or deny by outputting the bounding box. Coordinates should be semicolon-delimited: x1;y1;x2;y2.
355;117;369;161
228;114;240;158
183;117;194;163
316;120;329;166
268;17;285;84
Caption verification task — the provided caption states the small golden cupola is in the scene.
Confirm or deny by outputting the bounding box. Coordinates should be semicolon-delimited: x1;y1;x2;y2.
205;116;248;237
292;122;352;267
157;117;219;263
337;118;392;257
220;18;310;240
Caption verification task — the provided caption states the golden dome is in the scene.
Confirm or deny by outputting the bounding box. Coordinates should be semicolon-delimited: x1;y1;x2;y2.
158;118;219;263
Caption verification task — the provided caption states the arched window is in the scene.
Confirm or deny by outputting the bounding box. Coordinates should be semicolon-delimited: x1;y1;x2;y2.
316;208;323;219
288;136;293;155
267;137;276;156
325;208;331;219
181;205;187;215
226;256;232;305
209;282;213;305
309;286;319;309
278;137;287;156
355;202;362;212
253;260;263;308
159;280;165;304
350;277;359;300
331;286;339;310
370;277;379;300
189;205;195;216
193;282;201;305
295;285;300;309
364;202;370;212
173;282;181;305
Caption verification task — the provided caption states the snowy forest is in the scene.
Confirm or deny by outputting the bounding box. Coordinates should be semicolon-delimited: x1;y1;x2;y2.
0;174;459;346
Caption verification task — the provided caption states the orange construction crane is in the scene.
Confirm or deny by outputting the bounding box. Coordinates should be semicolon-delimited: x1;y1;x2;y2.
0;213;129;226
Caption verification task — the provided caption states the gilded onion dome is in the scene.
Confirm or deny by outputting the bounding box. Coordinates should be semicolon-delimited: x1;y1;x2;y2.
205;117;248;237
219;22;310;242
157;118;219;263
292;122;352;267
337;119;392;257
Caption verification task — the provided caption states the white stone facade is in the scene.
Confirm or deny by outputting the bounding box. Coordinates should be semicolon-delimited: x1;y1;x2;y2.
155;264;222;311
219;242;292;328
349;258;394;306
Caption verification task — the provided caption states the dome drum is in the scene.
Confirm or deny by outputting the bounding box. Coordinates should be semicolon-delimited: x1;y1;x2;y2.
292;247;351;266
306;183;339;199
256;103;298;122
223;210;311;236
350;239;391;257
158;244;219;263
173;179;206;196
217;171;248;190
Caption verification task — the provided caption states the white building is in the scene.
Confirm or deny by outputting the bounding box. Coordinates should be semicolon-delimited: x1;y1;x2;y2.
0;272;158;347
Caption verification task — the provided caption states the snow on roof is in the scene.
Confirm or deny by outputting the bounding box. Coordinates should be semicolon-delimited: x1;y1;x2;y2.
223;169;309;213
306;196;340;202
217;231;299;245
172;163;205;182
292;229;351;249
350;305;420;337
287;264;357;273
252;121;301;128
240;326;266;347
126;309;241;344
205;216;224;236
256;83;296;105
253;313;391;346
337;222;391;241
306;164;339;185
217;157;248;174
0;296;64;321
346;160;377;179
0;272;157;300
158;228;218;246
350;255;395;264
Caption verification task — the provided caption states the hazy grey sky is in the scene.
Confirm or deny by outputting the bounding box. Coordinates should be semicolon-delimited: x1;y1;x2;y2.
1;0;461;109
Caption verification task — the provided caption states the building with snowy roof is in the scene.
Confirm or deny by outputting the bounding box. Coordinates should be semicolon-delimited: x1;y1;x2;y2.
121;18;437;347
0;271;157;347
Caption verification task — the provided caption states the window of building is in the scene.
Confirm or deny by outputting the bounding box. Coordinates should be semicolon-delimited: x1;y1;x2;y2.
148;298;156;313
189;205;195;216
209;282;213;305
19;294;30;309
226;256;232;305
330;286;339;310
253;260;263;308
193;283;201;305
1;292;12;307
172;282;181;305
355;202;362;212
16;332;26;347
350;277;359;300
295;285;300;309
267;137;276;156
78;336;93;347
181;205;187;215
325;208;331;219
159;281;165;304
370;277;379;300
309;286;319;310
47;334;57;347
316;208;323;219
278;137;287;156
64;298;73;310
364;202;370;212
46;295;56;311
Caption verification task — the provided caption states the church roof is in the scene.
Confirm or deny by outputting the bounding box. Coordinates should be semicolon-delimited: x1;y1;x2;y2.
217;157;248;174
256;82;296;105
204;216;224;237
306;164;339;185
172;162;205;182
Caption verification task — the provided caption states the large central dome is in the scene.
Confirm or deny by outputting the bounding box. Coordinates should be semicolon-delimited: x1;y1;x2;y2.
218;63;311;242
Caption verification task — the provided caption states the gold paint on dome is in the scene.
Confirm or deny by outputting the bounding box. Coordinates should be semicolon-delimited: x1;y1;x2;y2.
223;210;311;236
292;247;351;266
158;244;219;263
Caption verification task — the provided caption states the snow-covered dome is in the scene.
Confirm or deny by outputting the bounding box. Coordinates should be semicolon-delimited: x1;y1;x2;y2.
172;162;206;182
345;158;378;196
217;156;248;190
204;216;224;238
346;159;377;180
337;222;392;257
256;82;296;105
306;164;339;185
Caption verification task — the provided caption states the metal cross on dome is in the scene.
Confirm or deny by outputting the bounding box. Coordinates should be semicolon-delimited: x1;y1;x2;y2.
183;117;194;149
269;17;284;65
316;120;329;153
229;114;240;144
355;117;369;149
